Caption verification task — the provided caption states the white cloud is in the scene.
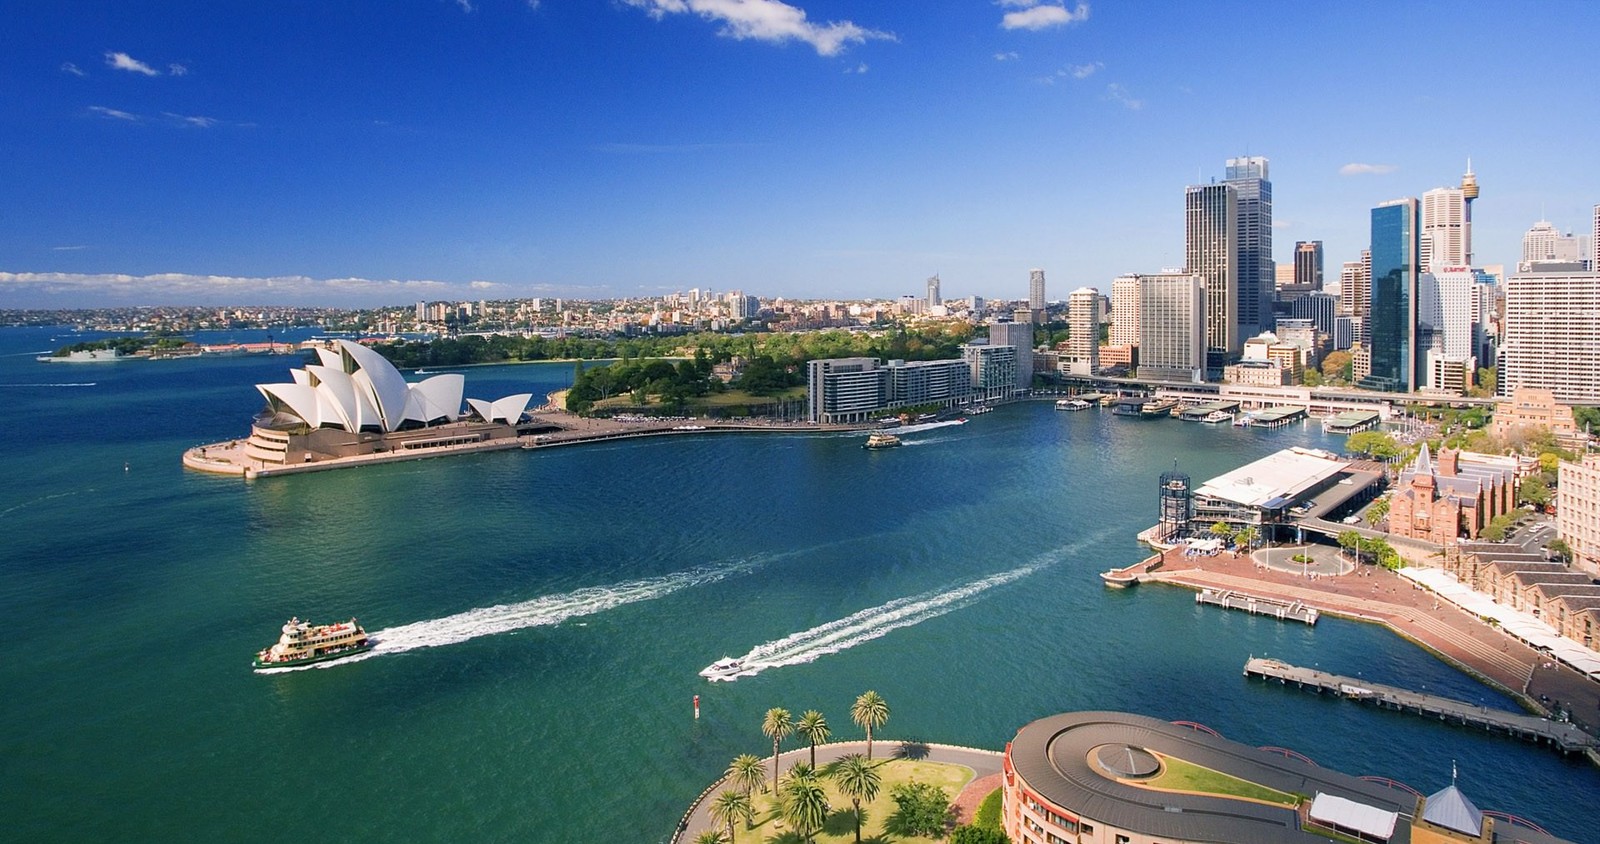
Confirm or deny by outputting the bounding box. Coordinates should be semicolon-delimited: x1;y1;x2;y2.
845;62;869;74
0;271;456;302
88;105;140;121
994;51;1020;61
1001;1;1090;31
1062;61;1101;79
105;51;160;76
52;245;90;252
167;63;188;76
163;112;218;128
623;0;894;57
61;62;86;77
1105;82;1141;110
1272;219;1293;229
1339;162;1398;176
455;0;474;11
470;280;500;290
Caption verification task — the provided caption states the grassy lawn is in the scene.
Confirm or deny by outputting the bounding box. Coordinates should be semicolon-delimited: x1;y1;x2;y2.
716;759;973;844
1140;754;1300;807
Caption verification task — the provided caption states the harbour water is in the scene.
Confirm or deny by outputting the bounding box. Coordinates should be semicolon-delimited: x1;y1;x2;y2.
2;326;1596;842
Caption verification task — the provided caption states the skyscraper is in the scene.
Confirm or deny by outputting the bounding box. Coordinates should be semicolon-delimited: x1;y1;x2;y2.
1225;156;1273;338
1500;264;1600;402
1362;198;1421;392
1138;272;1206;383
1522;219;1580;268
1421;186;1467;272
1065;288;1100;376
1109;274;1141;347
988;321;1034;391
1592;204;1600;271
1028;268;1046;311
1293;241;1323;289
926;274;941;307
1184;182;1239;359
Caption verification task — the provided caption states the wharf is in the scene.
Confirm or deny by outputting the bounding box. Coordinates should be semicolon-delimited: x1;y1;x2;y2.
1178;400;1240;421
1198;588;1318;624
1244;657;1597;754
1242;406;1306;428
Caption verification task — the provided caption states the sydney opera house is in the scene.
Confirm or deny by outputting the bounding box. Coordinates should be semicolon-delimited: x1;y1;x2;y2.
185;339;537;477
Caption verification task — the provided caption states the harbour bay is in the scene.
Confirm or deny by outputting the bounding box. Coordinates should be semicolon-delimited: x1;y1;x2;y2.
1;326;1595;843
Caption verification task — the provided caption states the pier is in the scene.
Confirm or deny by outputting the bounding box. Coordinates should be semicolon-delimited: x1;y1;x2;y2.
1198;589;1318;624
1244;658;1597;755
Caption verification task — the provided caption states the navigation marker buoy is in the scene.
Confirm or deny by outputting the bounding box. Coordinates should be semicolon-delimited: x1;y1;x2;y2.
694;694;700;719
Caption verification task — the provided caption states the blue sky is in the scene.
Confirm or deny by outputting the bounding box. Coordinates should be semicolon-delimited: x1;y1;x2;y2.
4;1;1599;308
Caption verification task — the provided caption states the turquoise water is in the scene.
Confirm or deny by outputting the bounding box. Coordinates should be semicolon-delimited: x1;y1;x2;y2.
1;326;1596;842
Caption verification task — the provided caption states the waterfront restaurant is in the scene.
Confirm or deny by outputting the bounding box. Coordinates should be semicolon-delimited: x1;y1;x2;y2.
1001;710;1575;844
1188;446;1384;540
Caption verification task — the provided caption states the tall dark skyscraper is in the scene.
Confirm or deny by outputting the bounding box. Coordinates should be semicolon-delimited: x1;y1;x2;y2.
1293;241;1323;289
1362;198;1420;392
1225;156;1273;339
1185;182;1238;359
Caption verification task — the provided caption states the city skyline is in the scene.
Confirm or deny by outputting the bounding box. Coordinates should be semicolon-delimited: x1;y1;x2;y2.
5;1;1600;308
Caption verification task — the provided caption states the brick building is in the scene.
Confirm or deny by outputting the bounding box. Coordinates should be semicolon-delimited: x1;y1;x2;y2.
1389;445;1518;544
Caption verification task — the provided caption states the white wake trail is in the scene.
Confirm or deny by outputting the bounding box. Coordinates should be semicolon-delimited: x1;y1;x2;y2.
709;561;1044;681
254;557;761;674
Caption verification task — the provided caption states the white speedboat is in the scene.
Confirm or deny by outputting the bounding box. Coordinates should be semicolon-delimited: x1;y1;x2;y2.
699;656;746;681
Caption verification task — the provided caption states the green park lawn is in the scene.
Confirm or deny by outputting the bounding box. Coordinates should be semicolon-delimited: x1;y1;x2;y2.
716;758;974;844
1141;754;1300;807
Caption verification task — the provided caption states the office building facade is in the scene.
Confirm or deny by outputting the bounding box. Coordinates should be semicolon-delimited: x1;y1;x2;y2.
1064;287;1100;376
1362;198;1421;392
1499;266;1600;403
965;343;1018;401
1028;268;1046;311
988;321;1034;390
1421;185;1468;272
1185;182;1239;359
1137;272;1206;383
1109;274;1141;347
926;274;941;307
1293;240;1322;289
1225;156;1274;339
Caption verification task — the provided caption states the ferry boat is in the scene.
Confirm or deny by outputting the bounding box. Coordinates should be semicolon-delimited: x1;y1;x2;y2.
863;432;903;450
1140;399;1178;418
253;617;372;669
1055;398;1092;411
700;656;746;681
1200;410;1233;424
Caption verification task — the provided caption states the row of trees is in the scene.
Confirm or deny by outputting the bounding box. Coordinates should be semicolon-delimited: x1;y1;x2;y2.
1336;531;1402;570
1207;522;1260;551
701;691;893;843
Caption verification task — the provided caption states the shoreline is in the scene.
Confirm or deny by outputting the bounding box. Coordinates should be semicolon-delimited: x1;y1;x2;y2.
1116;542;1600;749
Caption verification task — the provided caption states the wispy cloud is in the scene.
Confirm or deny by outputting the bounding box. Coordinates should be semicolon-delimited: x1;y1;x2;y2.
470;280;500;290
0;271;457;301
1105;82;1142;110
1339;162;1397;176
51;245;90;252
61;62;86;77
455;0;474;11
844;62;869;74
163;112;218;128
622;0;894;57
1063;61;1101;79
1000;1;1090;32
167;63;188;76
105;51;160;76
88;105;140;121
994;51;1020;61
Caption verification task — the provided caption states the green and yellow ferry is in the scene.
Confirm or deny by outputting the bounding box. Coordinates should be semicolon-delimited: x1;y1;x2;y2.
253;617;372;670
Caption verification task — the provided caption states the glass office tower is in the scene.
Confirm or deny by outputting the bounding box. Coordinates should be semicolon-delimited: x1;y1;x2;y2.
1362;198;1420;392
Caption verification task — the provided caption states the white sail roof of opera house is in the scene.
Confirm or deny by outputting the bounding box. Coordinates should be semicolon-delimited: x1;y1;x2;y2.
255;340;527;434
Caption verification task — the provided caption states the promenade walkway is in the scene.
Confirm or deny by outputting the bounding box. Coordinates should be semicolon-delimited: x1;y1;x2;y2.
671;740;1002;843
1137;550;1600;739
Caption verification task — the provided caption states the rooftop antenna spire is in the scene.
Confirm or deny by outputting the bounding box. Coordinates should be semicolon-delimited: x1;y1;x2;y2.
1451;759;1458;785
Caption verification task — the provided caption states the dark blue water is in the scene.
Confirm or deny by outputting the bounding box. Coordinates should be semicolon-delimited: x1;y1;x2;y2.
1;326;1594;842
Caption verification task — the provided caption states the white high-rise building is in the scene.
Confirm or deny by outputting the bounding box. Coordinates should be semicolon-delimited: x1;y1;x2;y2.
1421;186;1467;273
1521;219;1581;269
1592;204;1599;271
1137;272;1206;383
1500;265;1600;403
1028;268;1046;310
1109;274;1141;347
1185;182;1239;357
1065;288;1100;376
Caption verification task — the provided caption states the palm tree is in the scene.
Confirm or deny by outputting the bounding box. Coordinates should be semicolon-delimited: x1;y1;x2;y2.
708;789;752;844
796;709;830;768
781;771;830;842
761;707;794;788
851;691;890;759
726;753;767;797
830;753;882;843
693;831;727;844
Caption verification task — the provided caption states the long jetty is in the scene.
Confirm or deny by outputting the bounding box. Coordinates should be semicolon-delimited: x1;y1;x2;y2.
1244;658;1596;755
1198;589;1318;624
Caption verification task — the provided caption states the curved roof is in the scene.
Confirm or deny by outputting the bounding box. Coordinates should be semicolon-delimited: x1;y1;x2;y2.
255;340;473;433
467;393;533;425
1007;711;1412;844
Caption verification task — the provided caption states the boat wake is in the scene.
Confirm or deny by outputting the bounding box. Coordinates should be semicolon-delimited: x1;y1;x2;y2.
0;382;97;388
706;557;1048;682
253;556;764;673
890;419;967;435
